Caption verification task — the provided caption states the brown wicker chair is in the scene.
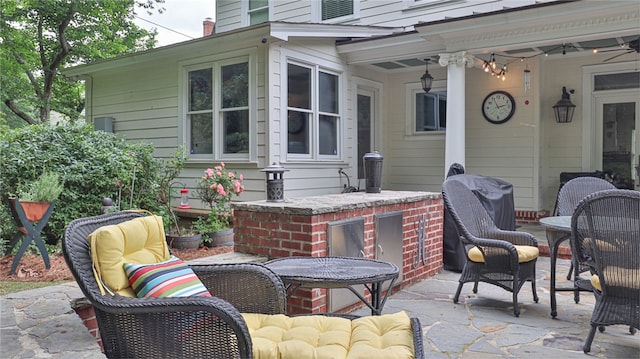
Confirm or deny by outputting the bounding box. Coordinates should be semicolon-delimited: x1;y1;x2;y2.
63;212;424;358
571;189;640;353
442;178;539;317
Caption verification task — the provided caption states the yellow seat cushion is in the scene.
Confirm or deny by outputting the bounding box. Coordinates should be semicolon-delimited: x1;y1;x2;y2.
88;215;170;296
242;311;415;359
468;245;539;263
590;268;640;291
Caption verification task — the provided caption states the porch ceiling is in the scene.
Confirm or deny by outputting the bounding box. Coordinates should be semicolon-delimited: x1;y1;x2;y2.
363;35;639;73
337;1;639;73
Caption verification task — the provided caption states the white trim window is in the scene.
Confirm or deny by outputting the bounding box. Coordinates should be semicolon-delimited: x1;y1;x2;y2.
186;58;250;159
403;0;453;10
406;84;447;134
313;0;359;23
287;61;341;159
244;0;269;26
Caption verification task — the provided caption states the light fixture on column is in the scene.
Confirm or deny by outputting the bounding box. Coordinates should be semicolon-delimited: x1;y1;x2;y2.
421;59;434;93
553;87;576;123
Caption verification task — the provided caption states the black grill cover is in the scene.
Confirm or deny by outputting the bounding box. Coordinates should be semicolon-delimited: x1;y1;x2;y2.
443;174;516;271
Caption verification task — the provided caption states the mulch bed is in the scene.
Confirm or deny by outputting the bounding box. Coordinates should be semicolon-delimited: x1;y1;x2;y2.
0;246;233;282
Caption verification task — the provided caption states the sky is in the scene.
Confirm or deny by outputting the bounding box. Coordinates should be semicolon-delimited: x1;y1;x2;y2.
134;0;216;47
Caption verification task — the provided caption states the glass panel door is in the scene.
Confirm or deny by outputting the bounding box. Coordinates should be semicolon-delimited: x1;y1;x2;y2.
596;95;639;189
357;90;374;179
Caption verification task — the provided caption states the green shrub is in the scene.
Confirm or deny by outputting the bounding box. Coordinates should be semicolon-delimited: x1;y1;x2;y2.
0;123;165;250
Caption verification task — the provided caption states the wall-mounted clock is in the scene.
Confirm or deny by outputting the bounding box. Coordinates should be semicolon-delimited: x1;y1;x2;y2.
482;90;515;124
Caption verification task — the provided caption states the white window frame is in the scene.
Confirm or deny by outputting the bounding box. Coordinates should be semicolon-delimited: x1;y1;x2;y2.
405;82;447;137
282;52;345;162
402;0;456;11
242;0;271;27
180;52;255;162
311;0;360;23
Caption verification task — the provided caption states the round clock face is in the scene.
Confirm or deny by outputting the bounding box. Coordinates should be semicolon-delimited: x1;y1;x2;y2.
482;91;515;124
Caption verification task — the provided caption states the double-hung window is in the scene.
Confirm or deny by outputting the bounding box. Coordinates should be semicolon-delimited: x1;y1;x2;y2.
186;59;249;158
287;61;341;159
406;84;447;134
247;0;269;25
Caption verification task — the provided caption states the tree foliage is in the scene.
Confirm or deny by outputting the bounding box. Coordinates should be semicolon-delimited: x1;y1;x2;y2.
0;0;164;126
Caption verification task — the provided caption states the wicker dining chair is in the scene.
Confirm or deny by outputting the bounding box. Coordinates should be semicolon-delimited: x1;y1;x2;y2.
442;178;539;317
571;189;640;353
63;211;425;358
555;177;616;301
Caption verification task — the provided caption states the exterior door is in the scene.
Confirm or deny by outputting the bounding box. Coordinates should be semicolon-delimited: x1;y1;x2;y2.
357;89;374;181
595;94;639;189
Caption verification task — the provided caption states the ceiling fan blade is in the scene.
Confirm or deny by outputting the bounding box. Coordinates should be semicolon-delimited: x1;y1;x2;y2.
602;50;633;62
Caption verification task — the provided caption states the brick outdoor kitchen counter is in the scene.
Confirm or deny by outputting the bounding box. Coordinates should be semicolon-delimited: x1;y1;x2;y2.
231;190;444;314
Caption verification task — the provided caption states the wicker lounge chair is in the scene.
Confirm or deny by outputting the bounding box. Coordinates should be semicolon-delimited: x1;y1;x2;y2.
442;178;539;317
571;189;640;353
62;211;424;358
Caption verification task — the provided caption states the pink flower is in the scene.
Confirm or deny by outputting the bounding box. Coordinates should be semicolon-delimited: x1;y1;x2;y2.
233;180;242;194
216;183;227;196
197;162;244;209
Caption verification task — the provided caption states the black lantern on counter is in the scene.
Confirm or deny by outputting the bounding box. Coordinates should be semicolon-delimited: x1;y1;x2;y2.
261;163;289;202
553;87;576;123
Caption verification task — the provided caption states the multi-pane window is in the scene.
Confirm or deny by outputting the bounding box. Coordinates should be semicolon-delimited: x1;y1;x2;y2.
187;60;249;157
322;0;354;21
409;87;446;133
287;62;340;158
248;0;268;25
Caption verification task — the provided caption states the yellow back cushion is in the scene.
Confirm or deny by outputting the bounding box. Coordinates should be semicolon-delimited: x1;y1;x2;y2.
88;215;170;297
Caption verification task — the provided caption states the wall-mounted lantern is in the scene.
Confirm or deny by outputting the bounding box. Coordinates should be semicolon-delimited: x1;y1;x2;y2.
553;86;576;123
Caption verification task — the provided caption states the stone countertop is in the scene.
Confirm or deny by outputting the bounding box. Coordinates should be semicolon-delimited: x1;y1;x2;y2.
231;190;441;215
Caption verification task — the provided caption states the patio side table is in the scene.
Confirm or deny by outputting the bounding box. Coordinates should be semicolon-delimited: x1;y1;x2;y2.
265;256;399;316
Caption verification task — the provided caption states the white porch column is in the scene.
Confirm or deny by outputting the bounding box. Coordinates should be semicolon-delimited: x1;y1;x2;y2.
439;51;474;178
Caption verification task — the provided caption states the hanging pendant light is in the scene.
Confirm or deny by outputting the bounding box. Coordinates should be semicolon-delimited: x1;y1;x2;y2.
421;59;434;93
553;87;576;123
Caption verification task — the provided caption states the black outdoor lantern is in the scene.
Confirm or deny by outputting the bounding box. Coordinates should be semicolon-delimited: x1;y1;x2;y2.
553;86;576;123
420;59;434;93
260;162;289;202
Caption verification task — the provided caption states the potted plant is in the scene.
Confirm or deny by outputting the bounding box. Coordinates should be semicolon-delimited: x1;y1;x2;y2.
14;171;64;221
195;162;244;247
194;208;233;247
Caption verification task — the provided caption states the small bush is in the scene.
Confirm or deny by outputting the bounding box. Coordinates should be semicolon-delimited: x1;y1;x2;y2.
0;123;165;248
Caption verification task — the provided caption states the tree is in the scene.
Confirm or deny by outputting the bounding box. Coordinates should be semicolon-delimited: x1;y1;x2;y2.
0;0;165;126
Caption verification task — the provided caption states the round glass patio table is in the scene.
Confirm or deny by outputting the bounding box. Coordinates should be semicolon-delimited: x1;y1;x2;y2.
265;256;399;316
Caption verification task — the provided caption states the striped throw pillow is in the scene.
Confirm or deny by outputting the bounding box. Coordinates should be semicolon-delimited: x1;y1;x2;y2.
124;256;212;298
